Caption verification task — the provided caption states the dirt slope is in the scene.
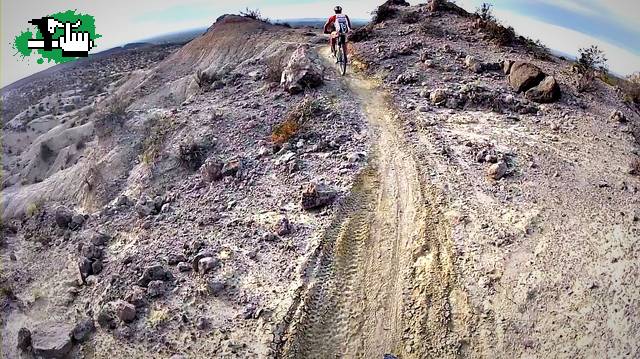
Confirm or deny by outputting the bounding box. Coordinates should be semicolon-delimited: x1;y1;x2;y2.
346;2;640;358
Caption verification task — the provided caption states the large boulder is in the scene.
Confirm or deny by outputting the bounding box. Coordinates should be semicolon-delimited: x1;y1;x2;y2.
508;62;545;93
281;45;324;94
525;76;561;103
30;324;74;359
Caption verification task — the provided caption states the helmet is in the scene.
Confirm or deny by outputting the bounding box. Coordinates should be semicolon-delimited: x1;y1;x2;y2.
334;6;343;13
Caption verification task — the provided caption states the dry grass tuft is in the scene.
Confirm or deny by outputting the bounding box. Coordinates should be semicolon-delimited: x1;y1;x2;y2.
271;98;320;144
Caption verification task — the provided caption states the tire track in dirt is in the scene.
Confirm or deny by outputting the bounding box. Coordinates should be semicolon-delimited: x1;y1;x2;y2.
276;49;468;358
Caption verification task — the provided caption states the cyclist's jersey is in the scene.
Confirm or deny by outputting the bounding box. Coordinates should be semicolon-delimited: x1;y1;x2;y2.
334;14;350;34
324;14;352;35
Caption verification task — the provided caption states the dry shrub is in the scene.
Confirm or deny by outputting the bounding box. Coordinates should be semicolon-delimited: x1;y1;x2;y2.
619;79;640;104
401;11;421;24
482;20;515;46
349;26;374;42
373;4;397;24
420;21;445;37
576;71;597;93
94;94;130;138
194;68;218;88
141;113;175;165
271;98;319;144
265;56;286;83
630;158;640;176
525;38;552;61
239;8;270;22
178;142;207;170
475;3;495;21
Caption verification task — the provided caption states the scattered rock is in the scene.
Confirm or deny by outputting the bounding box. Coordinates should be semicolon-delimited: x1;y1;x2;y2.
464;55;483;73
197;257;219;274
114;300;136;323
31;324;73;359
69;214;85;230
200;158;224;182
508;62;545;93
135;195;156;218
54;206;73;228
81;243;103;260
137;264;173;287
274;217;292;236
167;253;187;265
525;76;561;103
301;183;337;210
147;280;166;298
91;260;103;275
207;280;226;296
502;59;514;75
71;319;95;342
430;89;448;105
221;159;241;177
610;110;626;123
17;327;32;351
487;161;508;180
178;262;192;272
281;44;324;94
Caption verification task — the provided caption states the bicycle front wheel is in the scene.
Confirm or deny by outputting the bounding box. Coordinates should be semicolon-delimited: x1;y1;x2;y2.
340;42;348;76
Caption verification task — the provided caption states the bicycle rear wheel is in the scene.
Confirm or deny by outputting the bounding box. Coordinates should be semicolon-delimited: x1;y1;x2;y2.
340;42;348;76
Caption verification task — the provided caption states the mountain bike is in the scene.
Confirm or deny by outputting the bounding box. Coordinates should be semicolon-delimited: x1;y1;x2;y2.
333;33;348;76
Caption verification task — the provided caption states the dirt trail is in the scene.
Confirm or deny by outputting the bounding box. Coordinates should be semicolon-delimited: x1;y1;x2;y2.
277;50;460;358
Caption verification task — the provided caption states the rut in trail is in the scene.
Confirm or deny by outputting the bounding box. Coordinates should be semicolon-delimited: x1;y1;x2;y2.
277;50;464;358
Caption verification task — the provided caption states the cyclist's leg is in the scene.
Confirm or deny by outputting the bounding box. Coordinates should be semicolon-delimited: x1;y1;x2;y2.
330;32;337;53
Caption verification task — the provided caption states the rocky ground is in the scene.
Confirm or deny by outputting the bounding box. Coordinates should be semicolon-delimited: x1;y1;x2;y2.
2;15;369;358
349;2;640;358
1;1;639;358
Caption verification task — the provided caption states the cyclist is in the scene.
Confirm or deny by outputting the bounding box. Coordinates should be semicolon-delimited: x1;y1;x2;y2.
323;6;352;58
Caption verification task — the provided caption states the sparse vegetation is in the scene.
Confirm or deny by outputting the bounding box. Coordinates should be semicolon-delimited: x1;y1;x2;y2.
349;26;374;43
574;45;608;93
271;98;320;144
482;21;515;46
373;4;397;24
630;158;640;176
265;56;286;83
473;3;515;46
240;8;270;23
141;112;176;165
25;200;43;217
178;142;207;171
577;45;608;74
95;94;130;138
524;38;552;61
147;307;169;328
401;11;421;24
420;21;445;37
476;3;495;22
620;79;640;104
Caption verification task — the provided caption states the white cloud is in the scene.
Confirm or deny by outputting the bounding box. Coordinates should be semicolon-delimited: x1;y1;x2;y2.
493;8;640;75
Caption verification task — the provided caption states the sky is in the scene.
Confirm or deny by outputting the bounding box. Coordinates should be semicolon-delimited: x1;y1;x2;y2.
1;0;639;88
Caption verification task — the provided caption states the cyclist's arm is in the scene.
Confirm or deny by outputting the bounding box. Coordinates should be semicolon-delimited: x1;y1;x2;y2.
323;15;336;34
346;15;353;31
